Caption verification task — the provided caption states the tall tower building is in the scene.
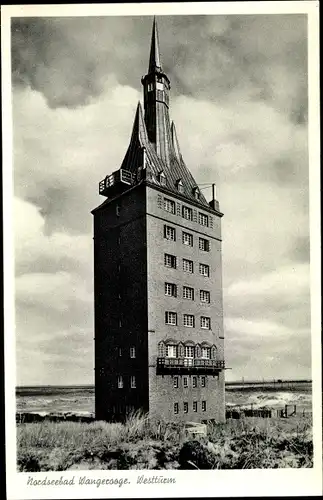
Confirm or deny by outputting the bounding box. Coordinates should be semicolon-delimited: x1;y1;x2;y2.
92;18;225;423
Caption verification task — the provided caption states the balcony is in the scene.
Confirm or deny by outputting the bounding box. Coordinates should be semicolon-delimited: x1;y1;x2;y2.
99;169;134;197
156;357;225;375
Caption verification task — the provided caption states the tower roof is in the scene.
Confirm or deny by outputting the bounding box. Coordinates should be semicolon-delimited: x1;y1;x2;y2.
148;17;162;73
98;18;217;211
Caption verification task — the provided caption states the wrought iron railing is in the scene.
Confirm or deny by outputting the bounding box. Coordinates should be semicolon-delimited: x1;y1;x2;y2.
99;169;134;195
157;357;225;373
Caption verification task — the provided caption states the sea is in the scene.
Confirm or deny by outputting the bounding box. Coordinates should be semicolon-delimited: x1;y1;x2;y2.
16;382;312;416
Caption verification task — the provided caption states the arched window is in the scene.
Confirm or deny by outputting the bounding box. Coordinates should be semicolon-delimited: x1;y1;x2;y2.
159;171;166;186
176;179;184;193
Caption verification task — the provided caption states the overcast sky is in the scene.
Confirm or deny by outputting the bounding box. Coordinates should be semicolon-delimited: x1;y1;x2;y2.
12;13;310;385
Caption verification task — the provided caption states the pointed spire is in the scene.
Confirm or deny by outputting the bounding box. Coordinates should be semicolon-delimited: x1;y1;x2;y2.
148;17;162;73
171;122;182;160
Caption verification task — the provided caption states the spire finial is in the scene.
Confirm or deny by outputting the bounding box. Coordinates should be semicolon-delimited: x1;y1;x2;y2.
148;16;162;73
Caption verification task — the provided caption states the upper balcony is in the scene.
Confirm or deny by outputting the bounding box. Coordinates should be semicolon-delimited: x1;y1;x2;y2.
99;169;135;198
157;357;225;375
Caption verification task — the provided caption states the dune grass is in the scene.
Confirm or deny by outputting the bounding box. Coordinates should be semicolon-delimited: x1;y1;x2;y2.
17;411;313;471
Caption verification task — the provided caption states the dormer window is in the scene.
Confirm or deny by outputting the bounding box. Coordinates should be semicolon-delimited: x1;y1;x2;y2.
193;187;200;199
177;179;184;193
147;83;154;92
159;171;166;186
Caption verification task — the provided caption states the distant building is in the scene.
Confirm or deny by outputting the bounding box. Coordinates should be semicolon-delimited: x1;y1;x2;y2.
92;18;225;422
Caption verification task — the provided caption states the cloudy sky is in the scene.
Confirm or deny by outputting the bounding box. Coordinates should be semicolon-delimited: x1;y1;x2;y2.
11;13;311;385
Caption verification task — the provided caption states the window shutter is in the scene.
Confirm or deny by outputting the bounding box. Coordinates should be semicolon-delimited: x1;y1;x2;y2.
209;216;213;229
174;285;178;298
193;209;197;223
174;228;176;241
163;225;167;238
157;195;163;209
195;344;201;358
211;345;217;359
178;342;185;358
176;203;181;216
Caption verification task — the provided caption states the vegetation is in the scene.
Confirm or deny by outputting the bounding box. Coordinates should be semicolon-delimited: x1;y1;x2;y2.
17;412;313;471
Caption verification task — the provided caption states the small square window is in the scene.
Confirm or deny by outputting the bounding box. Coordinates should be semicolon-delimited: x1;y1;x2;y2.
164;198;175;214
164;253;176;268
201;317;211;329
165;311;177;325
165;282;177;297
201;376;206;388
183;314;195;327
192;376;197;388
130;346;136;358
164;225;176;241
174;402;179;414
200;290;210;303
193;401;198;412
182;231;193;246
199;263;210;277
183;259;194;273
202;401;207;412
199;238;210;252
183;376;188;388
182;206;193;220
173;377;179;388
184;402;188;413
130;376;136;389
199;213;209;227
183;286;194;300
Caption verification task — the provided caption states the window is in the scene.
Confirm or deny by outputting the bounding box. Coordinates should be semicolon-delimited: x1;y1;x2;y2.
165;311;177;325
173;377;179;388
183;259;194;273
166;345;177;358
182;231;193;247
193;401;197;412
117;376;123;389
165;282;177;297
118;347;122;357
164;225;176;241
201;376;206;388
184;402;188;413
202;401;207;412
130;346;136;358
156;81;164;90
183;377;188;388
183;286;194;300
200;290;210;303
184;346;195;358
199;213;209;226
201;347;211;359
130;376;136;389
177;179;184;193
193;187;200;200
182;206;193;220
199;238;210;252
148;83;154;91
116;204;121;216
183;314;195;327
159;171;166;185
174;402;179;414
164;198;175;214
192;376;197;388
164;253;176;268
201;317;211;329
199;263;210;277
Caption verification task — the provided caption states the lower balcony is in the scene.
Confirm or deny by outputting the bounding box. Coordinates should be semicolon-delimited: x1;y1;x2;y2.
156;357;225;375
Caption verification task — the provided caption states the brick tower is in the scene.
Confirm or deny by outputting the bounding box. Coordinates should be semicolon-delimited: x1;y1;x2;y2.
92;18;225;423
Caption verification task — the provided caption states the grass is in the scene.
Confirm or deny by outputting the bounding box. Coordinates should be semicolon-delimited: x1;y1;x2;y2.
17;412;313;471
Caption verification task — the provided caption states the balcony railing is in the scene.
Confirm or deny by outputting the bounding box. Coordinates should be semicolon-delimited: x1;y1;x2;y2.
157;357;225;375
99;169;134;197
